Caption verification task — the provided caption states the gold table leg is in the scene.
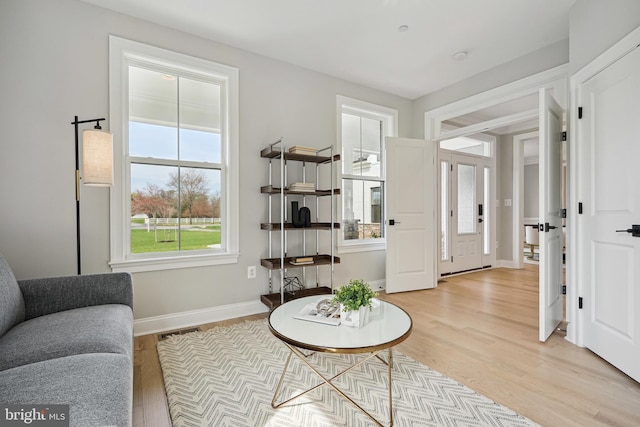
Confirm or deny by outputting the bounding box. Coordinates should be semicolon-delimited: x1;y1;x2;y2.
272;343;394;427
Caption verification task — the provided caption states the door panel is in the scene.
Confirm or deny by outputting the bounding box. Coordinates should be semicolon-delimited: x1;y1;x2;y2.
386;137;436;293
539;88;564;342
453;160;481;272
580;45;640;381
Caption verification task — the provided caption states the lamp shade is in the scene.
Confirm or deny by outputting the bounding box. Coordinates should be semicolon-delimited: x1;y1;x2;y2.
82;129;113;186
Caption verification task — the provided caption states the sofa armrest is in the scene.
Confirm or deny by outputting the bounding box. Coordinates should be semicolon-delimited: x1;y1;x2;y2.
17;273;133;320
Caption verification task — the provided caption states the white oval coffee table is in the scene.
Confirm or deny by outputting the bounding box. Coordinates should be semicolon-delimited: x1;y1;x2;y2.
268;296;412;426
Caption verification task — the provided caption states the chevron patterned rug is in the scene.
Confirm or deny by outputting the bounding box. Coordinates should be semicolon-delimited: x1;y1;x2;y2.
157;319;538;427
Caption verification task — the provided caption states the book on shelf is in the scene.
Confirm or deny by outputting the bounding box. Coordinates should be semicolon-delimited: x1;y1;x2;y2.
293;298;341;326
289;182;316;192
289;146;317;156
290;256;314;265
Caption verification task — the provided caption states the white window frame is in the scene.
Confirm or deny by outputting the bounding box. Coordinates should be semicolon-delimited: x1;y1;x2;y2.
109;36;239;273
337;96;397;253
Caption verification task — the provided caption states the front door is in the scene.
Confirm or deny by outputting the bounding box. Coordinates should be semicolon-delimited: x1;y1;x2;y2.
578;43;640;381
439;152;492;275
385;137;436;293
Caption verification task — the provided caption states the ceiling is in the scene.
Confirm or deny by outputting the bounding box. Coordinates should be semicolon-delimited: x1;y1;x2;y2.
80;0;575;100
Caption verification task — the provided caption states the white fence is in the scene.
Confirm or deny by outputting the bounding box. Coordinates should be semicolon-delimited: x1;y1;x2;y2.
142;217;220;225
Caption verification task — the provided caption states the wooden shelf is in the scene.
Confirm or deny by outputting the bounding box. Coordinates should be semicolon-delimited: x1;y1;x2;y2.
260;254;340;270
260;185;340;196
260;286;333;310
261;222;340;231
260;146;340;164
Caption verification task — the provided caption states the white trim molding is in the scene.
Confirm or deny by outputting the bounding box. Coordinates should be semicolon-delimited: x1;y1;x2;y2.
133;300;269;336
109;35;240;273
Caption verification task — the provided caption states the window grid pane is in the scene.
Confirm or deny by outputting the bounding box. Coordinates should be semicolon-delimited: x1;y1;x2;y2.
128;64;223;255
342;178;384;240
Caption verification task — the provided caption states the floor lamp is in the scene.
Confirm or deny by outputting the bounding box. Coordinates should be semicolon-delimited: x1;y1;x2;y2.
71;116;114;275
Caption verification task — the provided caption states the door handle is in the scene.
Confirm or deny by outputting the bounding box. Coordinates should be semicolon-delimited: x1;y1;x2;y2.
616;225;640;237
542;223;557;232
389;219;401;226
478;218;484;223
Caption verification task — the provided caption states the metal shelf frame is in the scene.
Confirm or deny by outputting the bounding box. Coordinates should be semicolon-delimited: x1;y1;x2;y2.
262;138;339;306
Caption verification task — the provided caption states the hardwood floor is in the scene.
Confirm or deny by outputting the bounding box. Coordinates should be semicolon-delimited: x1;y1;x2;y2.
133;265;640;426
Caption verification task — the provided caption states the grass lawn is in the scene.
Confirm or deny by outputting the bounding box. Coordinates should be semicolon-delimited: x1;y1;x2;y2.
131;227;221;253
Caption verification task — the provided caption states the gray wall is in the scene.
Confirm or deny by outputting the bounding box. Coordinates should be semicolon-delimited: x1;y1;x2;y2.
569;0;640;74
0;0;412;320
524;164;540;219
411;39;569;139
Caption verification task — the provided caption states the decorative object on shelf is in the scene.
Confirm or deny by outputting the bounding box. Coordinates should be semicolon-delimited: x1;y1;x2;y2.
331;279;379;328
291;201;311;228
290;256;313;265
283;276;303;295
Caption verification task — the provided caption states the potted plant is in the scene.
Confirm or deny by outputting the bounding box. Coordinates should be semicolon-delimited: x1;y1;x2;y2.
332;279;378;327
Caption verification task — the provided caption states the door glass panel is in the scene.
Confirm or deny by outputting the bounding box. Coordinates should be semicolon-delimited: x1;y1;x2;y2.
441;160;449;261
457;164;476;234
483;166;490;255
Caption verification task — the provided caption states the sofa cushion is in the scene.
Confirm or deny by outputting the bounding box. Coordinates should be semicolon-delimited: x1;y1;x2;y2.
0;253;25;337
0;304;132;371
0;353;132;427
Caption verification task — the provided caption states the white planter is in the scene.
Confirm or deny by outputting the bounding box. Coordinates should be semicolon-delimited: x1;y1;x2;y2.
340;304;371;328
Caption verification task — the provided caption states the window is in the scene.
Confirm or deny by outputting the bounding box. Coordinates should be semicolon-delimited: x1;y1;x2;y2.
439;124;494;157
109;37;239;272
338;97;397;252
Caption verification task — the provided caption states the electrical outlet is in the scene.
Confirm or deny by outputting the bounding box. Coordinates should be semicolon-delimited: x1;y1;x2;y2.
504;199;512;207
247;266;256;279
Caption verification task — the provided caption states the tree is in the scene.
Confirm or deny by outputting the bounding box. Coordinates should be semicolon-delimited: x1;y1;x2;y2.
131;183;176;220
168;169;210;223
210;192;221;219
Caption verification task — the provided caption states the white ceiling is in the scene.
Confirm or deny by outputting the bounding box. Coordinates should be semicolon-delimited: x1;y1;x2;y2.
80;0;575;100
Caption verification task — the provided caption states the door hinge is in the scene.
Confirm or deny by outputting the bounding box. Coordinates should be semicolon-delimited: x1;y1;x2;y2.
578;107;583;119
578;297;583;309
562;131;567;141
578;202;583;214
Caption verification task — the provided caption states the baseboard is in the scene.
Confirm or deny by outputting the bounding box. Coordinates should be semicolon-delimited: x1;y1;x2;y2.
496;259;517;269
133;300;269;337
369;279;386;291
321;279;386;292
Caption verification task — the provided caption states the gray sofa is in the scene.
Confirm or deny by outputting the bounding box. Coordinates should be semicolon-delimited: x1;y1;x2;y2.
0;253;133;426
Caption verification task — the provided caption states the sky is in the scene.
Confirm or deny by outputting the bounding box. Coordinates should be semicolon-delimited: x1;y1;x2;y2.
129;121;222;195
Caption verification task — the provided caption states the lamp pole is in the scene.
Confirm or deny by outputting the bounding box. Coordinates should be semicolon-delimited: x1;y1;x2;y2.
71;116;106;275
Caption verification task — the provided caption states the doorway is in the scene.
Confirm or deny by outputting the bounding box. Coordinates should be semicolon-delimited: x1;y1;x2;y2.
424;66;569;342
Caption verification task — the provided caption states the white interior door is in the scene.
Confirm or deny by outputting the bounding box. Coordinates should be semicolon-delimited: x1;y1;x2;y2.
579;44;640;381
385;137;436;293
539;88;564;342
